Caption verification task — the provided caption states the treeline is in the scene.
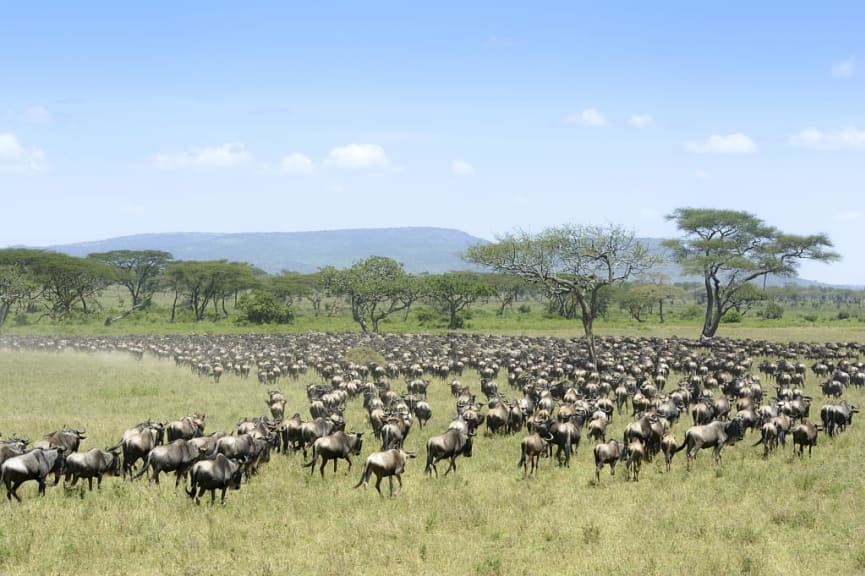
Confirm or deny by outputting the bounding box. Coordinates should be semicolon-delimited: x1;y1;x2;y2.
1;247;862;332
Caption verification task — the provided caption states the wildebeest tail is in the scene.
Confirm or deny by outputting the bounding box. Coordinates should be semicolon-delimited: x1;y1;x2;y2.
185;477;197;499
674;437;689;454
517;444;527;469
302;444;318;469
353;461;370;489
130;453;151;481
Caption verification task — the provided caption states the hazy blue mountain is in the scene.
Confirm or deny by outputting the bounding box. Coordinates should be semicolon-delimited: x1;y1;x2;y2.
37;228;840;286
45;228;487;274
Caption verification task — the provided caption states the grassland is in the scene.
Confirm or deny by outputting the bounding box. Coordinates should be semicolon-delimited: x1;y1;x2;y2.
1;330;865;576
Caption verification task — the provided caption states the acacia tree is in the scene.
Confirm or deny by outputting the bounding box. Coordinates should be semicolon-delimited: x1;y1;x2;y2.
664;208;840;338
466;224;660;363
164;260;248;321
321;256;412;333
0;249;43;327
424;272;495;329
88;250;173;308
29;253;112;319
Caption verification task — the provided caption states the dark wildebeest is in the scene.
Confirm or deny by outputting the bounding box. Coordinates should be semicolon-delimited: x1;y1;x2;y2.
114;422;163;478
424;429;474;477
625;438;645;481
660;433;677;472
594;439;625;483
353;449;416;497
549;420;580;467
791;419;820;457
302;431;364;477
0;437;28;469
131;439;206;486
186;454;244;505
675;419;745;470
166;414;206;442
33;428;85;483
1;447;66;501
414;401;433;429
188;431;227;457
63;448;121;491
517;433;553;478
299;417;341;458
380;414;412;451
279;413;305;453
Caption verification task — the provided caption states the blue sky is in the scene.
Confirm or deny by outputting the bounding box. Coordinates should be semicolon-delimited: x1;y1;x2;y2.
1;2;863;285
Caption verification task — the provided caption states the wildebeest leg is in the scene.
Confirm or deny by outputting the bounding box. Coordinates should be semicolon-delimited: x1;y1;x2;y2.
218;488;226;504
344;456;351;474
445;457;456;476
39;478;47;496
374;475;384;497
88;477;94;491
609;461;616;477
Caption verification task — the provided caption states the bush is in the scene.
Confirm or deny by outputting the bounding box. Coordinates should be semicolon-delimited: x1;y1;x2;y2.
236;291;293;325
517;304;532;314
721;310;743;323
679;305;704;320
803;313;818;323
837;311;850;320
761;302;784;320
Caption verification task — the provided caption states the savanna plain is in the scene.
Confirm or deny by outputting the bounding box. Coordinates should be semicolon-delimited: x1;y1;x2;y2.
1;325;864;576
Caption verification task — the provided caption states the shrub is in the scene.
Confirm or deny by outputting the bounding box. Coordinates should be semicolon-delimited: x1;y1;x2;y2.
236;290;293;325
803;313;818;323
837;311;850;320
721;310;743;323
517;304;531;314
761;302;784;320
679;305;703;320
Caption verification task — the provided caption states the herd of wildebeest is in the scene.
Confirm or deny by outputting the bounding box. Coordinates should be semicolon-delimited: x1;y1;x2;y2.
1;332;862;503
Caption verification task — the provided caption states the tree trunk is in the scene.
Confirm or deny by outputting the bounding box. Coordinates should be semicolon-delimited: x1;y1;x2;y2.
0;302;9;327
658;298;665;323
702;276;717;338
171;288;179;322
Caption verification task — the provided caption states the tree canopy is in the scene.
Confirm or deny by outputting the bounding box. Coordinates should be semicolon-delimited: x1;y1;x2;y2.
466;224;660;362
664;207;840;338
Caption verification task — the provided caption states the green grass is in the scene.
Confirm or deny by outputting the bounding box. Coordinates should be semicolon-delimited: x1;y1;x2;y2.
1;340;865;575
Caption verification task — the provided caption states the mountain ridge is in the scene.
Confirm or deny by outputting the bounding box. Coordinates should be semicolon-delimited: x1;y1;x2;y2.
24;227;847;287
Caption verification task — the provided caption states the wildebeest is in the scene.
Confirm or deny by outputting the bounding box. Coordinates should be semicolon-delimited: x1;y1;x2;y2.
33;428;86;483
131;439;206;486
675;419;745;470
186;454;244;505
594;440;625;483
821;401;858;436
380;414;412;450
1;447;66;501
625;438;645;481
424;429;473;477
63;448;121;491
166;413;206;442
548;420;580;467
517;433;552;477
302;431;364;477
0;437;28;468
660;432;677;472
114;422;163;478
353;448;416;497
791;419;820;457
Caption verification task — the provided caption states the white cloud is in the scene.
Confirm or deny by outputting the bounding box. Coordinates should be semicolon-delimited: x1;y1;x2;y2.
279;152;314;174
686;133;757;154
630;113;653;128
153;142;251;169
565;108;608;127
831;56;856;78
22;105;52;125
326;143;390;169
836;210;862;222
788;127;865;150
0;132;46;172
452;160;474;175
695;169;711;180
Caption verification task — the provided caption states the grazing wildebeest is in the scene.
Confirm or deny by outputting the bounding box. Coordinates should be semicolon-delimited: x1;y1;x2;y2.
1;447;66;501
675;419;745;470
166;414;206;442
353;449;416;497
594;440;625;483
302;431;364;477
186;454;244;505
63;448;121;491
424;429;474;477
131;439;206;486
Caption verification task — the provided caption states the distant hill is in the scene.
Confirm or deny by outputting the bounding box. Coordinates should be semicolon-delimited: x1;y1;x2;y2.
45;228;487;274
38;228;831;286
